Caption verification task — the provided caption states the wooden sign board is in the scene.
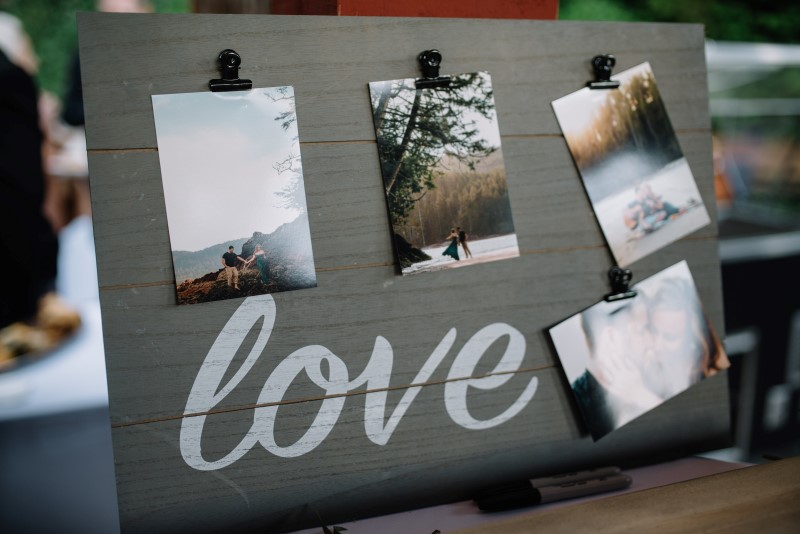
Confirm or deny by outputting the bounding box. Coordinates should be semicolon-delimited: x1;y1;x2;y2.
78;13;729;533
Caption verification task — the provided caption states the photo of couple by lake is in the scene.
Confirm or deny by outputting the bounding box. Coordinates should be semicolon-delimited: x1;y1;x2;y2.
552;62;710;267
369;71;520;276
152;86;317;305
549;261;729;440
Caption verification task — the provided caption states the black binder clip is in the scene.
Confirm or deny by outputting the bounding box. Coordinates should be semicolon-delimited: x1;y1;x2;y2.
604;266;637;302
587;54;620;90
415;49;451;89
209;49;252;92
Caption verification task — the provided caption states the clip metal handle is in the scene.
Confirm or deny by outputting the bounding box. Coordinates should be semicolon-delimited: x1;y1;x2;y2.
587;54;621;90
209;49;253;92
604;266;637;302
415;49;451;89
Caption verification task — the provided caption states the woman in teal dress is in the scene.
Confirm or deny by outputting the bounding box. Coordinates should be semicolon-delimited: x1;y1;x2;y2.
442;229;460;261
244;244;270;284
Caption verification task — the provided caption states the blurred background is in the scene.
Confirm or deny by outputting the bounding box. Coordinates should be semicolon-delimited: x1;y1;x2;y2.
0;1;798;532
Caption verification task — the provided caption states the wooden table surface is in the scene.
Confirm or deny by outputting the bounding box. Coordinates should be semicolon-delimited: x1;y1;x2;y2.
454;456;800;533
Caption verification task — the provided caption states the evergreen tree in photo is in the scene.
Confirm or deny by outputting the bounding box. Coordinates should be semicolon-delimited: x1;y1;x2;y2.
400;160;513;247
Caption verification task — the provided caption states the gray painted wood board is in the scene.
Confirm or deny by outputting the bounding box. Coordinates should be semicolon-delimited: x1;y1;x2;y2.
99;241;723;426
87;131;718;288
112;372;727;533
78;14;710;150
77;12;729;533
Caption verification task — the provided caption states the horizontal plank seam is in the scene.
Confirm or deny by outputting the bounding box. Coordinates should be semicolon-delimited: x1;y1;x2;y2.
100;261;394;290
503;134;569;139
110;363;555;428
85;128;710;154
102;280;173;291
89;148;158;154
298;139;378;146
315;261;391;272
97;234;717;291
676;127;713;135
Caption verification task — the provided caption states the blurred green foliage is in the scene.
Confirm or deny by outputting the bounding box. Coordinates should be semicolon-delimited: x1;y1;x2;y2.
1;0;188;97
560;0;800;44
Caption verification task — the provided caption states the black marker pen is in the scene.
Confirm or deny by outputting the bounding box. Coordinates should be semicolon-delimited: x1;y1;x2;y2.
474;473;632;512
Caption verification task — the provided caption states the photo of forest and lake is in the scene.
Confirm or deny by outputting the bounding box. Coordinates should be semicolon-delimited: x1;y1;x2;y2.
369;71;519;275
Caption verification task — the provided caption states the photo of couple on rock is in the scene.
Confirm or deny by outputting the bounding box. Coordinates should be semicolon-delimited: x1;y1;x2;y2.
152;86;317;305
220;243;270;291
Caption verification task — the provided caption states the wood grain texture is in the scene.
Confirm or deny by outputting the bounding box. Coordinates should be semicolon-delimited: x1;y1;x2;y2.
454;457;800;534
78;14;709;149
86;131;718;288
77;12;729;533
112;372;729;533
99;241;724;426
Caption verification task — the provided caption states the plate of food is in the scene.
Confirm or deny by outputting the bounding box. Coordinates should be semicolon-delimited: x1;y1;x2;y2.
0;293;82;373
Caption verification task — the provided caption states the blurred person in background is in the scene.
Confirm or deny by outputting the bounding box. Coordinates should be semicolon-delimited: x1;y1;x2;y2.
0;11;59;329
0;11;82;368
45;0;153;233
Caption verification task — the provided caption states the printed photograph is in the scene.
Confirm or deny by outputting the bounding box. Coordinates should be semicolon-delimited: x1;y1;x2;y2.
548;261;729;440
369;71;520;275
152;86;316;305
552;62;710;267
